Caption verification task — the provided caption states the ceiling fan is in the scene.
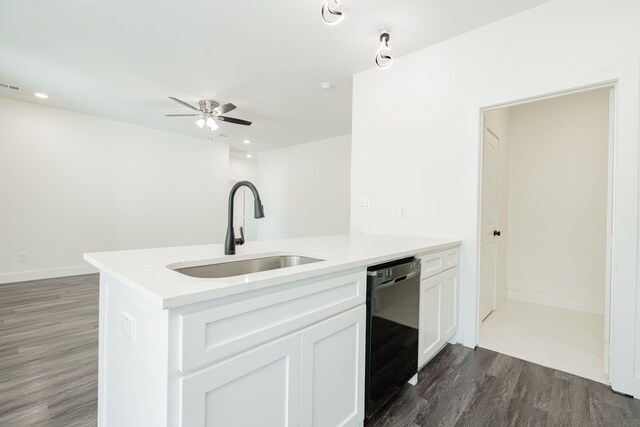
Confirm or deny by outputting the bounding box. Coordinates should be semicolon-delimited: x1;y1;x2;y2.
165;97;252;130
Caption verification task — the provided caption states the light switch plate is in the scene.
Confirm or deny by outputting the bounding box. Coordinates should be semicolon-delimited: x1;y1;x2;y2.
399;206;407;219
122;311;136;343
360;198;370;210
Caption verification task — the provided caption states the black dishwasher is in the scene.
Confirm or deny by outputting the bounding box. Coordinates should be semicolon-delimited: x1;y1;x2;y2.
365;257;421;419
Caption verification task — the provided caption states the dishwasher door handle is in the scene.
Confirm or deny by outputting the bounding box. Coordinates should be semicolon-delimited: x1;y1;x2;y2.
374;270;420;290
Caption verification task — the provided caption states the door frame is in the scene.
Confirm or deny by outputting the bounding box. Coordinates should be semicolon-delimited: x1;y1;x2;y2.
464;64;640;397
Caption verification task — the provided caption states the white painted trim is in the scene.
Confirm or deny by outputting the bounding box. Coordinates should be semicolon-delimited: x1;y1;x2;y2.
0;264;97;284
506;289;603;316
466;63;638;397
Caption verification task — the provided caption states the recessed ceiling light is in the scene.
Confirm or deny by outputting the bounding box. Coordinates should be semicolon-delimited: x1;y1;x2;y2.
246;154;252;158
34;92;48;99
320;82;333;90
243;139;251;144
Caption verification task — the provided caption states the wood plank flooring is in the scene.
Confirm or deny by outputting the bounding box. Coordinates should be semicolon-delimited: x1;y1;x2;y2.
367;344;640;427
0;274;99;426
2;274;640;426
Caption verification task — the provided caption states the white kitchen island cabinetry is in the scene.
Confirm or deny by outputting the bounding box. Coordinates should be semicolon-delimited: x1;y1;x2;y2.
180;305;365;427
85;234;460;427
418;248;460;368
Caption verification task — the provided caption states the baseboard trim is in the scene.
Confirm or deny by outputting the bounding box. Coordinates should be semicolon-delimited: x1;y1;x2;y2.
507;289;603;315
0;265;98;284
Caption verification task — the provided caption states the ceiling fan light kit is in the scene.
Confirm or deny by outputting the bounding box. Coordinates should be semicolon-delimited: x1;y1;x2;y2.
165;96;251;133
206;117;219;130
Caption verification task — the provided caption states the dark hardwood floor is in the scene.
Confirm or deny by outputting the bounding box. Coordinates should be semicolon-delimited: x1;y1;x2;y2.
0;274;99;426
2;274;640;426
367;344;640;427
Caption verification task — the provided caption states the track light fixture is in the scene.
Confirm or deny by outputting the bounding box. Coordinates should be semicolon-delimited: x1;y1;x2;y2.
321;0;344;25
375;27;393;69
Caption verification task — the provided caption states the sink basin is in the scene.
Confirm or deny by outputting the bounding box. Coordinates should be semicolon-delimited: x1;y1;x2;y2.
173;255;324;278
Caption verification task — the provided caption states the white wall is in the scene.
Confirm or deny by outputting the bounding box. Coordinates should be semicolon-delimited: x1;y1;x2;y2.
0;97;229;283
351;0;640;395
257;135;351;240
228;155;260;241
483;108;510;308
505;89;609;314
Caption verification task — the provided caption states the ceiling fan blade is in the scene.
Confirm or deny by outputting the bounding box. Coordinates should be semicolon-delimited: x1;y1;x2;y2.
216;116;252;126
213;103;236;115
168;96;200;111
165;114;200;117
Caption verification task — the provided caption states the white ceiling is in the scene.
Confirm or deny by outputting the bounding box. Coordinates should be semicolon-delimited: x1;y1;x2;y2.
0;0;551;153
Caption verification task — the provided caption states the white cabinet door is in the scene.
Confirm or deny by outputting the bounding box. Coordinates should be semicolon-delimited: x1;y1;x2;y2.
418;275;442;367
440;267;458;339
180;333;301;427
418;267;459;368
301;306;365;427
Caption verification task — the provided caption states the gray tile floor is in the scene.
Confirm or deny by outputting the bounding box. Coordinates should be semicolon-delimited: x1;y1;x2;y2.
2;274;640;426
0;274;99;426
367;344;640;427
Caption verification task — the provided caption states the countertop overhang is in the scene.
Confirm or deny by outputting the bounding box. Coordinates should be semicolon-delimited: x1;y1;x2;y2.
83;234;461;309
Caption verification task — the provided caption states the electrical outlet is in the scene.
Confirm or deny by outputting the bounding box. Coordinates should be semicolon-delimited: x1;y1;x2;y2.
360;198;370;210
122;311;136;343
398;206;407;220
18;252;27;262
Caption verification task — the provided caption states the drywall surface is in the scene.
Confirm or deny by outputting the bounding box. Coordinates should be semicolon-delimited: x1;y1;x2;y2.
229;156;259;183
506;89;609;314
484;108;510;309
351;0;640;394
0;97;229;282
228;156;260;241
257;135;351;240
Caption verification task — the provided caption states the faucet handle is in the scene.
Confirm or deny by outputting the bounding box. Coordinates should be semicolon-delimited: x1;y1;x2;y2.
235;226;245;246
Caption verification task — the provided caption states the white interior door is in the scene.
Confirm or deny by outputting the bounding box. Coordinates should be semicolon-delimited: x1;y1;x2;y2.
479;127;499;321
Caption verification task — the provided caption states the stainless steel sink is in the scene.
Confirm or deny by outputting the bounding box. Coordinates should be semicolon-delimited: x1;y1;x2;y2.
173;255;324;278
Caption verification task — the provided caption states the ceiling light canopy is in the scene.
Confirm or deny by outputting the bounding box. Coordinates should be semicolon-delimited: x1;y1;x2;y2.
375;27;393;69
321;0;344;25
34;92;48;99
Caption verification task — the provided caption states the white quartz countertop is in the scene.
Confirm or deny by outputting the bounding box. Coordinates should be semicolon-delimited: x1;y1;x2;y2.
83;234;461;309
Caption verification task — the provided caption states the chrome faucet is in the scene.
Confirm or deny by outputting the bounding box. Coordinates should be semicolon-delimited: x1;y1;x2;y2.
225;181;265;255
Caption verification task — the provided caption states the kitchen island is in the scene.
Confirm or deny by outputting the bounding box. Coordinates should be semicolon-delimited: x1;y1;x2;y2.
84;234;461;427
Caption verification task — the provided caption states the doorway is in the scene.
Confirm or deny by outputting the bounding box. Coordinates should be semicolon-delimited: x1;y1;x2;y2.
477;87;612;384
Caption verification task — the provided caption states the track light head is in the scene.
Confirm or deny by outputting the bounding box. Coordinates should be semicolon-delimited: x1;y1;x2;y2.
375;26;393;69
321;0;344;25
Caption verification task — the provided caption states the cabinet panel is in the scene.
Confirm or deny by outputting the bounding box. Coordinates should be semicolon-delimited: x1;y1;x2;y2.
418;276;442;367
301;306;365;427
180;334;301;427
180;271;365;372
419;252;444;278
443;248;459;270
441;267;458;339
